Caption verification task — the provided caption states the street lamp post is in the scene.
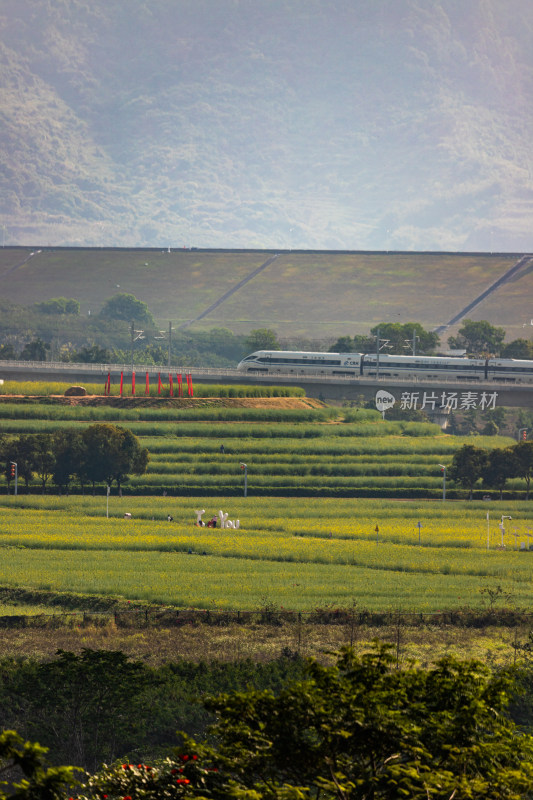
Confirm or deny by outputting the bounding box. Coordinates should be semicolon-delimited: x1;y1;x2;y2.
438;464;446;501
240;463;248;497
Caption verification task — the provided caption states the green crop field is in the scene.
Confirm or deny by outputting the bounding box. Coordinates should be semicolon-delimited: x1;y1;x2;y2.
0;495;531;612
1;248;531;338
0;389;528;615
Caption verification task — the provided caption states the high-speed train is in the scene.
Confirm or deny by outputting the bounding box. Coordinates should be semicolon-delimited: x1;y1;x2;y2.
237;350;533;382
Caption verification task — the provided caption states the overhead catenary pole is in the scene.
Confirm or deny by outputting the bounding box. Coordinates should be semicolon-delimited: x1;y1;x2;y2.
376;327;380;380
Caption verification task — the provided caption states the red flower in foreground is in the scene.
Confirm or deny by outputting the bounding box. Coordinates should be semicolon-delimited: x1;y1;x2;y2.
176;779;190;785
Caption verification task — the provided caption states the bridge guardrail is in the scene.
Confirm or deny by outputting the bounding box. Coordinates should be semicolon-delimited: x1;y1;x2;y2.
0;359;530;388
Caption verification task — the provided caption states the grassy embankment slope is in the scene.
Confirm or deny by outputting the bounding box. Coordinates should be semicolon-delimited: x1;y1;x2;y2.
1;248;532;340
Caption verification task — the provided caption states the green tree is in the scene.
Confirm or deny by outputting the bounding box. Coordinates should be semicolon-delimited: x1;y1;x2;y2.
99;293;154;325
0;344;16;360
448;444;488;499
328;335;354;353
72;344;112;363
512;441;533;500
81;424;148;492
2;436;35;492
501;338;533;359
52;430;84;494
109;427;150;492
482;447;519;500
34;297;80;315
25;649;152;774
245;328;280;352
32;433;55;494
352;333;377;353
19;338;50;361
448;319;506;356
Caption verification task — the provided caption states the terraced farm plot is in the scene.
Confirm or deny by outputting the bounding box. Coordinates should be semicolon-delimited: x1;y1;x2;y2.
0;394;518;497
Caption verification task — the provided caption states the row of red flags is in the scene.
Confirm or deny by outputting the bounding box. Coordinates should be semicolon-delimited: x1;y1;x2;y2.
104;372;193;397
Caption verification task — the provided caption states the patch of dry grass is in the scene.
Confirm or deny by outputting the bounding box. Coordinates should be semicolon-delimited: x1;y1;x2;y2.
0;620;524;669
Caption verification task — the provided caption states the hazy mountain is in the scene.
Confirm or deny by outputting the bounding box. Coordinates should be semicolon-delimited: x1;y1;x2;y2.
1;0;533;250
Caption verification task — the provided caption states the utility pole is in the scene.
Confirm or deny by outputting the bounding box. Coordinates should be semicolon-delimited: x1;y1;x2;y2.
130;321;145;371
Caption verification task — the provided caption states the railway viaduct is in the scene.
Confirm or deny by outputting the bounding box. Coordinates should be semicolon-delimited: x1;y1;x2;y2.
0;360;532;412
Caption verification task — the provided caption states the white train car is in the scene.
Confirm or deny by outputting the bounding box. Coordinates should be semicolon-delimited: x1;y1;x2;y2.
237;350;533;383
486;358;533;382
237;351;362;375
360;353;486;380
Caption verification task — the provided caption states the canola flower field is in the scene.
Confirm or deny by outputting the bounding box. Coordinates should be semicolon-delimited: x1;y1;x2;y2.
1;495;532;611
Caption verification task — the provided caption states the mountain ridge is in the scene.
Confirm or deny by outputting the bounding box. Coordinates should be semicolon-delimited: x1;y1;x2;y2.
2;0;533;251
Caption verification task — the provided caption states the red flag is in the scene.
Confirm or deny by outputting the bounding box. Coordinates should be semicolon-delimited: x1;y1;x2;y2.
157;373;162;395
119;371;123;396
145;371;149;395
169;373;174;396
177;373;183;397
132;371;136;396
106;371;111;396
187;373;193;397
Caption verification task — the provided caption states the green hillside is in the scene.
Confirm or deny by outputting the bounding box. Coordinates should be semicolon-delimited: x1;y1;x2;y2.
1;248;532;341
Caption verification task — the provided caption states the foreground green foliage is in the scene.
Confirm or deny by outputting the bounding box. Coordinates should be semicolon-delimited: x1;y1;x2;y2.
0;730;75;800
0;650;306;775
181;645;533;800
5;646;533;799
